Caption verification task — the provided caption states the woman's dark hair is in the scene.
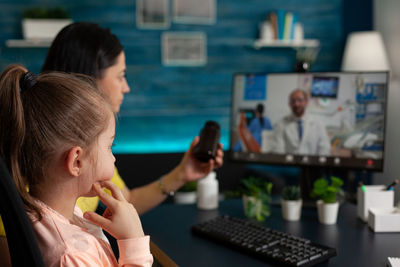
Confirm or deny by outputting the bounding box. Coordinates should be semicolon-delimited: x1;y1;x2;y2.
256;103;264;127
42;22;123;79
0;64;113;219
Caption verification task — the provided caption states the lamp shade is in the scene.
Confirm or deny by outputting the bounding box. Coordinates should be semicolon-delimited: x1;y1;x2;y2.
341;31;390;71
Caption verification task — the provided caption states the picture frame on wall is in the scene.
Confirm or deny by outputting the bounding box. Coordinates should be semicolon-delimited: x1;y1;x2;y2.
173;0;216;25
136;0;170;29
162;32;207;66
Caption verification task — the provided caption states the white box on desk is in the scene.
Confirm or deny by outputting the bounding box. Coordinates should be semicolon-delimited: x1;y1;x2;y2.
357;185;394;222
368;207;400;232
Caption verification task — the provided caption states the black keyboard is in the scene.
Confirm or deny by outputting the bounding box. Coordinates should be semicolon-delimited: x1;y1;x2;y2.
191;215;336;267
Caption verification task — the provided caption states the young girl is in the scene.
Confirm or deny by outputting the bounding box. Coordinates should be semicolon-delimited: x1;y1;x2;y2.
0;64;153;266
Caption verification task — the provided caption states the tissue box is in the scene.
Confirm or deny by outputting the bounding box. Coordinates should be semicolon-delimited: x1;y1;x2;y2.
368;207;400;232
357;185;394;222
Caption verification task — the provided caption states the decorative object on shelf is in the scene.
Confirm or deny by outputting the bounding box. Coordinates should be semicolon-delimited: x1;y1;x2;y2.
254;9;318;49
174;181;197;204
241;176;273;222
21;7;72;41
281;185;302;221
311;176;344;225
341;31;390;72
136;0;170;29
294;46;320;72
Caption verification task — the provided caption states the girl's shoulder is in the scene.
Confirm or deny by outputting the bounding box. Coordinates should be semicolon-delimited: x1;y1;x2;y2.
31;202;116;266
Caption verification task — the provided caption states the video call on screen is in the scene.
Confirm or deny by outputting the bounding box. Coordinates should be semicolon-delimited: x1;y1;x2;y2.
230;72;389;171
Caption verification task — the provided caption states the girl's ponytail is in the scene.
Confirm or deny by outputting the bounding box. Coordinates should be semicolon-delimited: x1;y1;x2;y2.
0;64;40;218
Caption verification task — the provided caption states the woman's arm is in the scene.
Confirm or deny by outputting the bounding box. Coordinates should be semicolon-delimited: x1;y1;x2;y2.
122;137;224;214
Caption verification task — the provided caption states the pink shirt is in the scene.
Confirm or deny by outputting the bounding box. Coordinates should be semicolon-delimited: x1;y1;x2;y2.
30;201;153;267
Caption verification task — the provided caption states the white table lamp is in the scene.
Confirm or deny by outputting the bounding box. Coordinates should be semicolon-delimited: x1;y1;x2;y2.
341;31;390;71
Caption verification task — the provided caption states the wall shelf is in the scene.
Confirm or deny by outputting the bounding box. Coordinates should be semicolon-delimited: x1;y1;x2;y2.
5;39;52;48
253;39;320;49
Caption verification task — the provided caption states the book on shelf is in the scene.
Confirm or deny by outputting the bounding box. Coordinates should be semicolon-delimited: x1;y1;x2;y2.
268;12;278;40
276;9;286;40
266;10;300;42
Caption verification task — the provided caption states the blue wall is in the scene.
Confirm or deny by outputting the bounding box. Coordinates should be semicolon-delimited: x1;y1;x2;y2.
0;0;350;153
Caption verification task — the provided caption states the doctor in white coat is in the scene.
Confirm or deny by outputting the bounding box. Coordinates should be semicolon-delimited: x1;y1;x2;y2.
272;89;331;155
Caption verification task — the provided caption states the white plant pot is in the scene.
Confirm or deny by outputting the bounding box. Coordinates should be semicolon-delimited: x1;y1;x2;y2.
22;19;73;40
281;199;302;221
174;191;196;204
316;200;339;225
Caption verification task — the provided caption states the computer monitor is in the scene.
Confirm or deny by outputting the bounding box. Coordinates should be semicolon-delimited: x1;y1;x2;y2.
230;71;389;173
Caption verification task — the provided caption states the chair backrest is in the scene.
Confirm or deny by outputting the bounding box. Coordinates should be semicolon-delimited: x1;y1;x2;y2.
0;155;45;267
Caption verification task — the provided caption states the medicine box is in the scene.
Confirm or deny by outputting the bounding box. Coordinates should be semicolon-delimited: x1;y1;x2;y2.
357;185;394;222
368;207;400;232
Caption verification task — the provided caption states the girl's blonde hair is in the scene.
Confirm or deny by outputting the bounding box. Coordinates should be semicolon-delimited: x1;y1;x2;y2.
0;64;113;219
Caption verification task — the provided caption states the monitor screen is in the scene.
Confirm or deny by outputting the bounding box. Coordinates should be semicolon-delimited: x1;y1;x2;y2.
230;72;389;171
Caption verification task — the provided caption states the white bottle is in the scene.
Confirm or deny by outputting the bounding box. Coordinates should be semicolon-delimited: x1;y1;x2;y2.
197;171;219;210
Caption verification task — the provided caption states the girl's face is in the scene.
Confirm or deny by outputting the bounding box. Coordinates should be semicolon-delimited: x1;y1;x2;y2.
82;116;116;197
97;51;130;113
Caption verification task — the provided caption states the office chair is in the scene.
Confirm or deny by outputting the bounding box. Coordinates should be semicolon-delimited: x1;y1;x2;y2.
0;155;45;267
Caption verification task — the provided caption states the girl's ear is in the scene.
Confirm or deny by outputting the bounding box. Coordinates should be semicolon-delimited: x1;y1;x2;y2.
66;146;84;176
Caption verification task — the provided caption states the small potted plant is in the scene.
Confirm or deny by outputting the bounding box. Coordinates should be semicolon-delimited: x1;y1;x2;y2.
174;181;197;204
311;176;344;225
241;177;273;222
22;7;72;40
294;47;320;72
281;185;302;221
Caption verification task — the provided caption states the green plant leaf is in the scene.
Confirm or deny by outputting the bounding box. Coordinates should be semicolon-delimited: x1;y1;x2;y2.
326;186;338;193
311;176;343;203
22;7;70;19
241;177;273;221
314;178;329;188
178;181;197;192
282;185;301;200
331;176;344;187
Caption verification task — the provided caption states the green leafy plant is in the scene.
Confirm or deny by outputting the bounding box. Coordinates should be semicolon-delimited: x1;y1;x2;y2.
22;7;70;19
241;177;273;222
282;185;301;201
177;181;197;192
311;176;344;203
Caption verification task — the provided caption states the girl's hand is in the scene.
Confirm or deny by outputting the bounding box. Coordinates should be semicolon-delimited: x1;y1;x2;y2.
83;181;144;240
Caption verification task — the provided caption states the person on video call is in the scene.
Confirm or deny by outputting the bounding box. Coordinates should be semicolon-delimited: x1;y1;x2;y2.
271;89;331;155
248;103;273;146
233;103;272;151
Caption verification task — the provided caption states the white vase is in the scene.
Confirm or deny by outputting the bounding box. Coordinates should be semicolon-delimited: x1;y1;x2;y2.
174;191;196;204
22;19;73;40
316;200;339;225
281;199;302;221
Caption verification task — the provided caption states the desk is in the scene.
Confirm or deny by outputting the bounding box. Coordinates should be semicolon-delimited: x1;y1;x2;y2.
141;199;399;266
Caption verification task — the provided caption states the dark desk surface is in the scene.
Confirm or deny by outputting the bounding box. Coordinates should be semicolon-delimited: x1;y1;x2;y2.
141;199;399;267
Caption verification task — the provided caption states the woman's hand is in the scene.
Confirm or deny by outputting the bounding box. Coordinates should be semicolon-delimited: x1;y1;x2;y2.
179;136;224;183
83;181;144;240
